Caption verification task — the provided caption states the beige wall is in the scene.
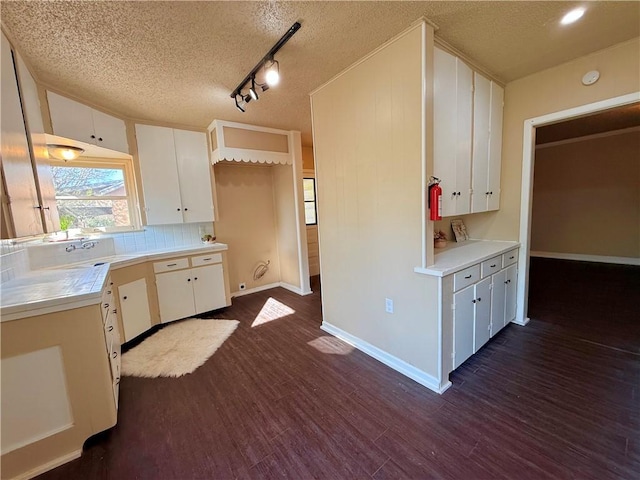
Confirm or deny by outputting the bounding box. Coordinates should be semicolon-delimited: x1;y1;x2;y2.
312;24;439;376
272;164;301;288
213;163;281;291
463;38;640;242
531;130;640;258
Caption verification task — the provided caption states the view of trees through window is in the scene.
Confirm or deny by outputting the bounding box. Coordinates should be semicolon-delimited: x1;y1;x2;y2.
51;165;131;230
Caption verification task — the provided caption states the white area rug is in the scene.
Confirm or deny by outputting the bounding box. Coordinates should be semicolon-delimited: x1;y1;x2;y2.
122;318;239;378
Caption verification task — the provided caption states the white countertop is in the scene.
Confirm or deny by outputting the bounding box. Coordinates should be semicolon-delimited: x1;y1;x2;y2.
414;240;519;277
0;243;228;322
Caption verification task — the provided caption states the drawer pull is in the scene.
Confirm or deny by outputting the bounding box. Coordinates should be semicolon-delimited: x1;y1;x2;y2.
103;303;109;308
167;263;177;267
107;290;112;294
464;274;472;279
108;326;114;332
112;352;118;359
203;257;212;261
490;264;496;268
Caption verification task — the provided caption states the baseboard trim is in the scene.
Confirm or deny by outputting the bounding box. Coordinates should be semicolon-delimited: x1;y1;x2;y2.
320;322;450;395
512;317;530;326
530;251;639;266
232;282;313;298
10;448;82;480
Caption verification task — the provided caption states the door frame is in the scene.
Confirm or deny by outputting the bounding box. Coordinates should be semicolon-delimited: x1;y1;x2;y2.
516;91;640;325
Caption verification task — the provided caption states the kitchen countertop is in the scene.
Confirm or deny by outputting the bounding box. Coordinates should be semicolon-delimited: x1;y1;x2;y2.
0;243;228;322
414;240;519;277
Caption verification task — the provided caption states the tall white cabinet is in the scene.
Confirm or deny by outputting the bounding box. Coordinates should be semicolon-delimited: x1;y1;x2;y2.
135;124;214;225
433;47;473;217
433;46;504;217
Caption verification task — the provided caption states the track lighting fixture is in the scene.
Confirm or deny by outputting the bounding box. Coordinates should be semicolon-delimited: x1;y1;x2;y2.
230;21;301;112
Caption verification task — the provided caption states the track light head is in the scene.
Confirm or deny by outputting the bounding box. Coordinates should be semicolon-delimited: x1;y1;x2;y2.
265;59;280;86
249;77;259;101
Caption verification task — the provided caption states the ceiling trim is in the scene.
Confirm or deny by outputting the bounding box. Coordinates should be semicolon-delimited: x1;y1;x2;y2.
434;37;505;87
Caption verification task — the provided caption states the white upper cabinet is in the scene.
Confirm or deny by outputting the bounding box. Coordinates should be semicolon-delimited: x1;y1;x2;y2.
1;33;43;237
135;124;214;225
47;91;129;153
434;47;472;217
471;73;504;213
434;47;504;217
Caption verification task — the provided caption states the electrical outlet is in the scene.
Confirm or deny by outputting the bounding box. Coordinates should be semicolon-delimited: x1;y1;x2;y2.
385;298;394;313
239;283;246;291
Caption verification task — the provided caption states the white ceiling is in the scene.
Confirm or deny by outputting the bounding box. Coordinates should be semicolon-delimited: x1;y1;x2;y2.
2;1;639;146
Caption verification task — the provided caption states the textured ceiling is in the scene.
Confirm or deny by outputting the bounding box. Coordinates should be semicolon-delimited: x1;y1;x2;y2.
2;1;639;146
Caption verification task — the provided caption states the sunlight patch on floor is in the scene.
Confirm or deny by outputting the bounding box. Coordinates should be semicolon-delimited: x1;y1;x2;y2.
252;297;296;327
307;336;355;355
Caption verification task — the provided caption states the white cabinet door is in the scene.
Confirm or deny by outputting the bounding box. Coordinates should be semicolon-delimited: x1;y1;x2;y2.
118;278;152;342
173;129;214;223
453;284;475;369
156;269;196;323
14;53;44;135
1;33;43;237
91;109;129;153
434;47;458;217
136;124;183;225
47;91;95;144
455;58;472;215
471;72;491;213
487;81;504;212
473;276;492;352
192;264;227;314
434;47;472;217
504;264;517;326
490;269;507;337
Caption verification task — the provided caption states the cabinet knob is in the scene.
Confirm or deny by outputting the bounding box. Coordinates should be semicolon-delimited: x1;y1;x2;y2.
187;278;191;282
123;296;128;300
490;264;496;268
177;208;181;211
489;191;493;195
504;280;509;284
90;135;96;139
194;277;198;281
108;325;114;332
104;303;109;308
472;299;476;304
98;137;103;142
184;207;188;211
477;297;481;302
112;352;118;358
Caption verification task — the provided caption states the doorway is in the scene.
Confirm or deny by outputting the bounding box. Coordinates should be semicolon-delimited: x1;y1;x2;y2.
516;92;640;324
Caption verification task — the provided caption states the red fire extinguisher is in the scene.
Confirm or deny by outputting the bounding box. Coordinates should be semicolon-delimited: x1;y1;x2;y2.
428;178;442;221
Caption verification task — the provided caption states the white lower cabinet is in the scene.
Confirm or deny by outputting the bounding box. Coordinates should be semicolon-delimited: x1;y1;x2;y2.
155;257;228;324
118;278;152;342
450;248;518;370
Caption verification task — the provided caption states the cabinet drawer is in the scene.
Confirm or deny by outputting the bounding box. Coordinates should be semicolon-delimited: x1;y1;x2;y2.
481;256;501;278
191;253;222;267
153;257;189;273
453;264;480;292
502;249;518;268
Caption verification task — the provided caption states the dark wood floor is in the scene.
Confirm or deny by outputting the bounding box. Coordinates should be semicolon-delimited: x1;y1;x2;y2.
39;261;639;480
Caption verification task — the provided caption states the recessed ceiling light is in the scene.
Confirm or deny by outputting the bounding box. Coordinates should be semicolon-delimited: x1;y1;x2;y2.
561;7;585;25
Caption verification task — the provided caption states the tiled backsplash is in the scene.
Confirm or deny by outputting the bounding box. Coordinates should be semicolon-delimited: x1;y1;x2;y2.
0;223;214;280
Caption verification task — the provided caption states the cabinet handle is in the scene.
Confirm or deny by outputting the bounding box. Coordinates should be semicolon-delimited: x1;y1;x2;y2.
107;290;112;294
184;207;188;211
187;278;191;282
489;191;493;195
509;256;515;260
203;257;212;261
123;296;128;300
490;264;496;268
98;137;103;142
472;299;476;304
194;277;198;281
486;192;490;195
177;208;181;211
115;378;120;385
90;135;96;139
104;303;109;308
112;352;118;358
167;263;177;267
504;280;509;284
108;326;114;332
464;274;472;279
113;308;117;314
110;282;113;286
477;297;481;302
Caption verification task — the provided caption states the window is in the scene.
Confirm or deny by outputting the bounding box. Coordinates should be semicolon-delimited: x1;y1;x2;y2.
50;158;140;232
303;177;317;225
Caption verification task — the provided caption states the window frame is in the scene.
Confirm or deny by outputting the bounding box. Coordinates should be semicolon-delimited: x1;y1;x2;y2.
48;157;141;232
303;177;318;226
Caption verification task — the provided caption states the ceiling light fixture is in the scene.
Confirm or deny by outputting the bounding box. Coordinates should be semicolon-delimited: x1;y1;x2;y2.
561;7;585;25
230;21;301;112
47;144;85;161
